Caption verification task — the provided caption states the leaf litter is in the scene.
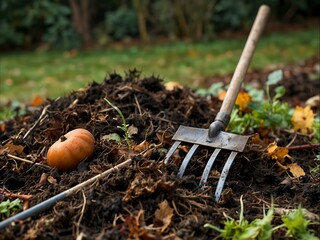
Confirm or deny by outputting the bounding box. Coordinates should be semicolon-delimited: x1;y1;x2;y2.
0;56;319;239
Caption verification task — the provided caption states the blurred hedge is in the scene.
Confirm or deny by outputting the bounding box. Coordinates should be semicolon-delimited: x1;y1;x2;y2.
0;0;318;50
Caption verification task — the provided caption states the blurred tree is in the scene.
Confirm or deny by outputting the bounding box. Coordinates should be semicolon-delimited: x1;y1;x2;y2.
68;0;92;47
132;0;149;42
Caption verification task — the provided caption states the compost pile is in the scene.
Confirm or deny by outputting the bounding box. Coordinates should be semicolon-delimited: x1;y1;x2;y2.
1;56;319;239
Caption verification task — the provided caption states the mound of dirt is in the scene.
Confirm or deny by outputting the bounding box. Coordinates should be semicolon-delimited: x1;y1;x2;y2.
0;60;319;239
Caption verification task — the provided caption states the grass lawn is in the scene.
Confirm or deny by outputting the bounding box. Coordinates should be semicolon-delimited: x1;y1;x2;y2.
0;27;318;104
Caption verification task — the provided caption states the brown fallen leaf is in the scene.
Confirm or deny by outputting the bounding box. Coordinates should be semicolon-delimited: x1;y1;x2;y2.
0;143;24;156
153;200;174;233
133;140;149;153
38;173;49;186
126;209;157;240
123;173;175;202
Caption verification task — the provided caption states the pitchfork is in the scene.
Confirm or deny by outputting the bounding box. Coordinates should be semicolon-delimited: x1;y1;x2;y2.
164;5;270;202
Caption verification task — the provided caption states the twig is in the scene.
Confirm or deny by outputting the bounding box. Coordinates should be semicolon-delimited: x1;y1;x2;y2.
0;189;33;201
6;153;51;170
23;105;50;140
287;143;320;151
134;94;142;115
75;190;86;237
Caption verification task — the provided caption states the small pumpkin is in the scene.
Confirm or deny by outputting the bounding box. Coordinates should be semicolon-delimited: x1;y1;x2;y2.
47;128;95;171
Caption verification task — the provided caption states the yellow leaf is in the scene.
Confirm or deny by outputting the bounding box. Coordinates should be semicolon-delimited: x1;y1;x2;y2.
165;81;183;91
287;163;305;177
153;200;174;233
291;106;314;134
267;142;292;164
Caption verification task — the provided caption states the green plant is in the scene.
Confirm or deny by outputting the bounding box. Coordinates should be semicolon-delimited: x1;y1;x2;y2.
310;153;320;177
204;196;275;240
277;206;319;240
205;198;319;240
0;199;23;219
226;70;293;134
104;98;131;147
248;70;293;129
312;116;320;143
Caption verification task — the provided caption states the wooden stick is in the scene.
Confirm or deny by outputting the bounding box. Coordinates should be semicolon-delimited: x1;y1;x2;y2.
7;154;51;170
23;105;50;140
287;143;320;151
0;189;33;201
0;158;132;229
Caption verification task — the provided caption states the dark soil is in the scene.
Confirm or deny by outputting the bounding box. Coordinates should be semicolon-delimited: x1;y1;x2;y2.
0;55;319;239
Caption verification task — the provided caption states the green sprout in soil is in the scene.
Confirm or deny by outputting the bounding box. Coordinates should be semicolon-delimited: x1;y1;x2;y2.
104;98;131;147
204;196;274;240
310;153;320;177
204;197;319;240
0;199;23;220
247;69;292;130
275;205;319;240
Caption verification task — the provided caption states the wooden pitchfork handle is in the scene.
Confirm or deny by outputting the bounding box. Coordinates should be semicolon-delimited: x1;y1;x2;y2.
208;5;270;140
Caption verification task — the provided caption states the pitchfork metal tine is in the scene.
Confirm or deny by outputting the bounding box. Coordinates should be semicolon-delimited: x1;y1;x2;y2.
215;151;238;201
164;140;181;164
177;144;199;177
199;148;221;187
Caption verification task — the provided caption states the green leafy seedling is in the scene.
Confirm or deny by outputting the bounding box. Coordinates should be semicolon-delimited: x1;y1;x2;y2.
227;69;293;134
280;205;319;240
310;153;320;177
0;199;23;219
104;98;131;147
312;116;320;143
204;196;275;240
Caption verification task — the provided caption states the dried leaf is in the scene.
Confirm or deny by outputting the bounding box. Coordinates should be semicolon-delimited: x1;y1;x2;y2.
0;123;5;132
126;209;156;240
30;95;44;107
153;200;174;233
178;145;190;153
291;106;314;134
0;143;24;155
156;131;172;145
133;140;149;152
47;176;57;185
267;142;292;164
38;173;49;186
123;173;175;202
165;82;183;91
287;163;305;177
128;125;138;135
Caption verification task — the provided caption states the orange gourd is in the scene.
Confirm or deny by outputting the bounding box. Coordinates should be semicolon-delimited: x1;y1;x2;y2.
47;128;95;171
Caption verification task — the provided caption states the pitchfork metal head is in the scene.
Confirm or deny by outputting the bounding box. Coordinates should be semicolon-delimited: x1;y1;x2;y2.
164;125;250;202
